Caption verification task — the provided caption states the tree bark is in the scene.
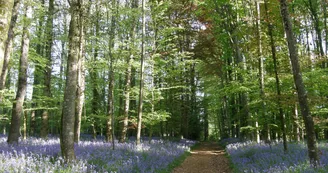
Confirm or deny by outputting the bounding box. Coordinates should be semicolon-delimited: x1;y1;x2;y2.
0;0;14;73
61;0;81;161
255;0;265;143
279;0;319;164
136;0;146;145
74;0;86;143
0;0;21;90
106;0;118;147
7;6;30;144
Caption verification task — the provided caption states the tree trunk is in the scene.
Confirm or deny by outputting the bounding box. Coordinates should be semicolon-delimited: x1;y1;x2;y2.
255;0;265;143
106;0;117;147
120;56;131;142
74;1;86;143
279;0;319;165
292;102;300;142
0;0;14;73
60;0;81;162
7;6;30;144
136;0;146;145
0;0;21;90
264;0;287;152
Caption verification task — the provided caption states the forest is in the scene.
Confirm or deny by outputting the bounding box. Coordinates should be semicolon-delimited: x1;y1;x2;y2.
0;0;328;172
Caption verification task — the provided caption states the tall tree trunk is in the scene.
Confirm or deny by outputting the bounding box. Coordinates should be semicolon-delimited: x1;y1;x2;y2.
0;0;14;73
41;0;55;139
106;0;118;147
74;1;86;143
279;0;319;165
292;102;300;141
323;0;328;56
255;0;264;143
264;0;287;151
136;0;146;145
120;0;137;143
120;56;131;142
0;0;21;90
61;0;81;161
7;6;30;144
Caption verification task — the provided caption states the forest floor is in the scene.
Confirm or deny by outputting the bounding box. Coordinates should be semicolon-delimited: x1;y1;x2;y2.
172;142;232;173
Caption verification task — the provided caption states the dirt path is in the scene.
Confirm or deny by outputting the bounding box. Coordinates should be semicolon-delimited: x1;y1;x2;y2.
172;142;232;173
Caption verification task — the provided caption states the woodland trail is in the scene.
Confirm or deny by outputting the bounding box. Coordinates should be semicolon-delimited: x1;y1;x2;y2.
172;142;232;173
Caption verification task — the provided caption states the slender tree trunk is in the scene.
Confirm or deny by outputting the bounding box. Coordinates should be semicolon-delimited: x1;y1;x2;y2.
136;0;146;145
7;6;30;144
0;0;21;90
264;0;287;151
74;1;86;143
255;0;265;143
106;0;117;147
0;0;14;73
279;0;319;165
323;0;328;57
121;56;131;142
292;102;300;142
61;0;81;161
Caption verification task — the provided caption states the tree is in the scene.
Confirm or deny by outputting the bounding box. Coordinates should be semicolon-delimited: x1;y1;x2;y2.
136;0;146;145
279;0;319;165
0;0;21;90
0;0;14;74
106;0;118;148
7;4;31;144
264;0;287;152
60;0;82;161
74;0;87;143
120;0;137;143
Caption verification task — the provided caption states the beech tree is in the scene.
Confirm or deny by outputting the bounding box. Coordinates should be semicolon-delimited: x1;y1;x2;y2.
7;3;31;144
279;0;319;165
0;0;21;90
60;0;82;161
0;0;14;74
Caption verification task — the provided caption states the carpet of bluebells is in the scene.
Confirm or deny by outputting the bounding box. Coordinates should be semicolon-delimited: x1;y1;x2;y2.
224;138;328;173
0;135;194;173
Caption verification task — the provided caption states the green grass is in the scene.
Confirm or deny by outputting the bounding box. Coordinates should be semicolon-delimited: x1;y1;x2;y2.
156;151;191;173
157;142;199;173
